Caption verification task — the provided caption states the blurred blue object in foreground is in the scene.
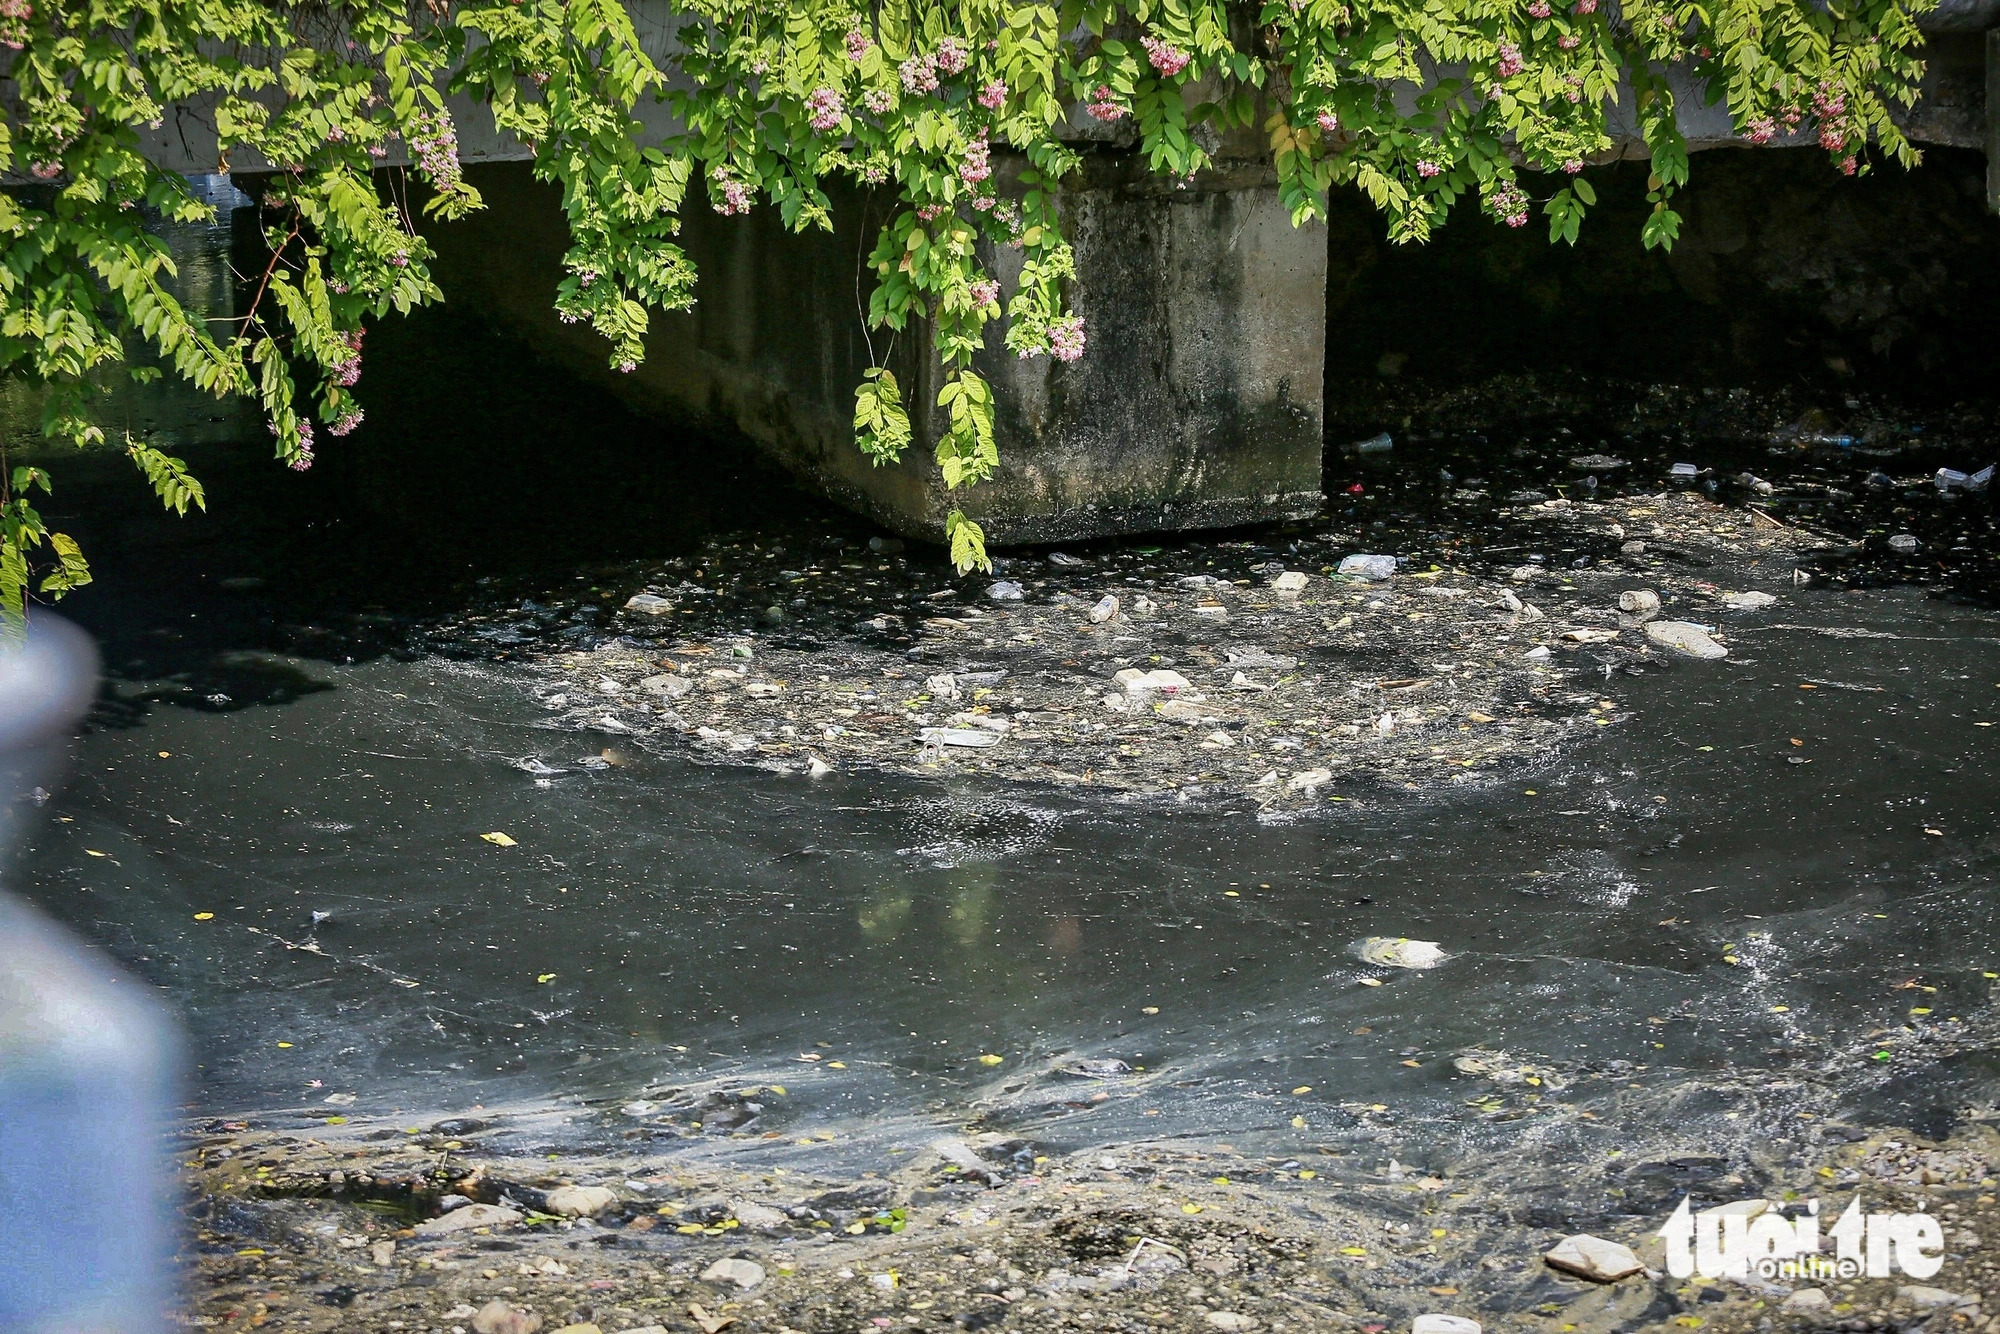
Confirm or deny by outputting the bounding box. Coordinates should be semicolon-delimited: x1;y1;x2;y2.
2;616;181;1333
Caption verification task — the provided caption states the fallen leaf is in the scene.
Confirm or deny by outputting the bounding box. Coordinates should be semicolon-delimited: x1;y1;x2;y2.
536;973;557;984
480;832;518;847
1292;1086;1312;1094
978;1054;1004;1066
1358;977;1383;987
193;912;214;921
689;1305;735;1334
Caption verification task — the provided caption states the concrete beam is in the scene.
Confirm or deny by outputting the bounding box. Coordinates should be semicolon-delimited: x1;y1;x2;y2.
1990;28;2000;210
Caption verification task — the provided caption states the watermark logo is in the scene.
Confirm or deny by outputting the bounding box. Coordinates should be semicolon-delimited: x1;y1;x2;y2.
1658;1196;1944;1280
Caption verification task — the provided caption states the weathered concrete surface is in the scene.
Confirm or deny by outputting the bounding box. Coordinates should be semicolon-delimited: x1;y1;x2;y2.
421;153;1324;545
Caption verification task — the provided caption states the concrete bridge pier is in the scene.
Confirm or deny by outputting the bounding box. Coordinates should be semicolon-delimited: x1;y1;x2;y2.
422;151;1328;547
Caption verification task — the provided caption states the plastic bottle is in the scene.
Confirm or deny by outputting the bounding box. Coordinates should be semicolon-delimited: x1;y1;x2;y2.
2;616;181;1332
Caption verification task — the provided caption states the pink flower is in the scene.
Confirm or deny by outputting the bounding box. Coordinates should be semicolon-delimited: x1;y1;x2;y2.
1573;0;1597;11
916;203;948;221
1495;41;1523;78
969;278;1001;306
1416;159;1443;178
617;360;636;373
408;108;461;189
1746;116;1776;144
1527;1;1552;16
1562;158;1583;173
971;194;996;211
805;85;844;133
279;417;316;471
0;0;32;19
844;28;871;62
328;409;364;437
1141;36;1191;77
978;79;1007;111
712;167;752;215
959;131;991;187
899;55;939;95
1556;33;1579;48
1049;315;1086;363
863;87;895;115
1839;154;1857;175
1086;85;1126;121
1316;108;1339;134
1485;179;1529;227
935;36;969;75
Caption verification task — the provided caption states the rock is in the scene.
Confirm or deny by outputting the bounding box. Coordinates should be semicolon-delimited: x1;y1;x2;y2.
1617;590;1660;615
369;1239;396;1267
1114;668;1193;696
867;536;904;555
925;673;962;701
1288;769;1333;792
700;1257;767;1290
1089;594;1120;623
616;1328;670;1334
1498;589;1523;613
1645;621;1727;659
1897;1286;1974;1310
1888;533;1920;553
1354;936;1446;969
1518;602;1544;622
730;1199;788;1229
1131;594;1157;616
1563;628;1621;643
1523;646;1551;661
1721;591;1777;609
1412;1317;1482;1334
1204;1314;1257;1332
415;1203;522;1236
1509;565;1542;582
1782;1289;1831;1311
1543;1234;1645;1283
986;580;1025;601
1337;555;1396;580
1200;730;1236;749
921;728;1002;748
543;1185;618;1218
471;1300;543;1334
622;593;674;616
1271;571;1310;592
1620;541;1646;556
551;1326;603;1334
806;755;833;778
638;673;692;698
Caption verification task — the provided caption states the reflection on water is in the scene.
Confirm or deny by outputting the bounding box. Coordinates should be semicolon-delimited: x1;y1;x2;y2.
2;175;255;455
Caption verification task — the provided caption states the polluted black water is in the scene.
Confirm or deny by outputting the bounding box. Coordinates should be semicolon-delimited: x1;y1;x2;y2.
6;193;2000;1205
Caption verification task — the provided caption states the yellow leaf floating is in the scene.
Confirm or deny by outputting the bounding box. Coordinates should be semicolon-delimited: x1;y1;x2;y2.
1291;1116;1306;1129
1181;1203;1203;1214
978;1054;1004;1066
480;832;517;847
276;1041;293;1049
1297;1169;1316;1179
193;912;214;921
536;973;557;984
1292;1086;1312;1095
827;1061;847;1069
84;849;108;858
1340;1246;1367;1256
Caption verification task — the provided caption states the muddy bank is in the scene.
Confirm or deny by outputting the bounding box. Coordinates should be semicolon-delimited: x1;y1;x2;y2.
179;1111;2000;1334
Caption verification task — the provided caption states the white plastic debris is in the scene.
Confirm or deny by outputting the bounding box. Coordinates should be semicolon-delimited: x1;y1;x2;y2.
1337;554;1397;580
1353;432;1394;454
1353;936;1448;969
1669;462;1700;479
622;593;674;616
1934;464;1993;492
